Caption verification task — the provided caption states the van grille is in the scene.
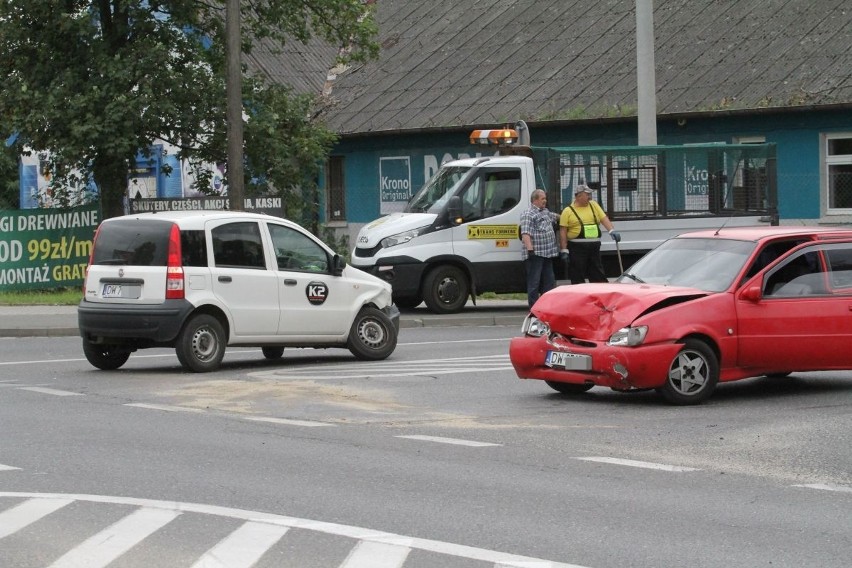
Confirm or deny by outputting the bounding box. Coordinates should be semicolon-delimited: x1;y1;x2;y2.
354;245;382;258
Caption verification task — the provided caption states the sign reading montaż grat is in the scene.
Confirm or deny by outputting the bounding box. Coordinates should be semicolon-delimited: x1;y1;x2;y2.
0;204;100;291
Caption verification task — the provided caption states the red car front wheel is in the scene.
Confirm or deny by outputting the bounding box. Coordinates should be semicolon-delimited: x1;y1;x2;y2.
658;339;719;405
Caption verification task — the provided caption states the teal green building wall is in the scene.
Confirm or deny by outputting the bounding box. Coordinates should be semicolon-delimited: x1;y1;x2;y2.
326;109;852;224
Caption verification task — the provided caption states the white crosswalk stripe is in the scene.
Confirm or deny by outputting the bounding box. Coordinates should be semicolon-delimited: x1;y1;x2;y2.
191;521;289;568
48;507;181;568
0;493;589;568
0;497;73;539
339;541;411;568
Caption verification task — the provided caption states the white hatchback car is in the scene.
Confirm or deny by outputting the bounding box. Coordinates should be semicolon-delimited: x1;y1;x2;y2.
78;211;399;372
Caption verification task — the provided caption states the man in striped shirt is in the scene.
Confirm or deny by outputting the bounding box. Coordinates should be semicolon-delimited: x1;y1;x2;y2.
520;189;559;307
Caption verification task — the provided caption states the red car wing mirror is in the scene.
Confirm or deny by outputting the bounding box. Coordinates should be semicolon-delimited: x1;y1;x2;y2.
741;285;762;302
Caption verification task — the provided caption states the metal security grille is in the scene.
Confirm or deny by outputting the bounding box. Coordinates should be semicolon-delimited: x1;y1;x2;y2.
829;165;852;209
534;143;777;221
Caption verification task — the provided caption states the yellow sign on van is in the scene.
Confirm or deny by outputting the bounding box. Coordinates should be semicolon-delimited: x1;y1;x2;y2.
467;225;519;239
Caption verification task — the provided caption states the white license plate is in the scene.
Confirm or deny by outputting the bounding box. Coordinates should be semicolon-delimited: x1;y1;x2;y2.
102;283;140;299
546;350;592;371
102;284;123;298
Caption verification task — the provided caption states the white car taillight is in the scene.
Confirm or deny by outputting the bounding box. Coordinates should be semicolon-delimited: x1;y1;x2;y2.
83;225;102;297
165;224;185;300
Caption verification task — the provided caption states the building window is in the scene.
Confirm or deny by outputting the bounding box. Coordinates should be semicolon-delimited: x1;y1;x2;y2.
326;156;346;222
826;134;852;212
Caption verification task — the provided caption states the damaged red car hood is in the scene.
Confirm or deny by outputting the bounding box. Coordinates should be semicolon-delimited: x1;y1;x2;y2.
532;283;708;340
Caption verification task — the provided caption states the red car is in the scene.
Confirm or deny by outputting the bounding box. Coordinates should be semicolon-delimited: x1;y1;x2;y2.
509;226;852;404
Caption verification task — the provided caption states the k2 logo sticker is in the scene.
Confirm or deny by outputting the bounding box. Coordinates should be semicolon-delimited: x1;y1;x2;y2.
306;281;329;305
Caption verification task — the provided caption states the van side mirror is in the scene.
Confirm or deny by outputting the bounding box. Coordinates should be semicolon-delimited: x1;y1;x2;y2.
447;196;463;226
741;285;762;302
331;254;345;276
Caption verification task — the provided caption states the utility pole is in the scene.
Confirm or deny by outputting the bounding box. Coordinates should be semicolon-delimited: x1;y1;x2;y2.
636;0;658;145
225;0;244;210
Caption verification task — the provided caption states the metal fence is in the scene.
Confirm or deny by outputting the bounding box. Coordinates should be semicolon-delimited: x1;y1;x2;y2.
533;143;778;222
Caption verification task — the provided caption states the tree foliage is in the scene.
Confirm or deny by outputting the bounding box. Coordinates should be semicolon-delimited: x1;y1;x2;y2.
0;0;378;219
0;142;20;209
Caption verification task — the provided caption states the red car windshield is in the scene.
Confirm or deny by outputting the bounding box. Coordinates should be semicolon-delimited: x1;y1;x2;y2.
618;237;757;292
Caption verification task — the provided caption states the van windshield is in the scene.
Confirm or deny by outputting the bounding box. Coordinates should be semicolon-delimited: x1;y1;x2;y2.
406;166;470;213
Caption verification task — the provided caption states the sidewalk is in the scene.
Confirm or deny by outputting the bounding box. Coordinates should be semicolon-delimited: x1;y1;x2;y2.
0;299;530;338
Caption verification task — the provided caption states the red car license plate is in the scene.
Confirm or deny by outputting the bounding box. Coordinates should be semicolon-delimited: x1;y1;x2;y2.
546;350;592;371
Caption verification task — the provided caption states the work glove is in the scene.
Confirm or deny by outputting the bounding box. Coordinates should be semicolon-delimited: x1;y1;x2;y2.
559;249;570;262
609;230;621;243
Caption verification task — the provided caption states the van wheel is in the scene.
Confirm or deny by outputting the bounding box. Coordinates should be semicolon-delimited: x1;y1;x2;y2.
82;340;130;370
658;339;719;405
423;265;469;314
176;314;226;372
262;347;285;360
348;307;397;360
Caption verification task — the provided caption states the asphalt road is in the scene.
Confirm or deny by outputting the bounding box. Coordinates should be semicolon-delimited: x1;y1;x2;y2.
1;325;851;567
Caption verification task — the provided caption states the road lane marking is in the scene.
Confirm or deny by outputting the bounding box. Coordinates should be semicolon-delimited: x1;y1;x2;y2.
0;492;589;568
48;507;180;568
396;435;501;447
0;338;512;367
124;404;335;427
249;354;514;380
0;357;87;366
793;483;852;493
191;521;289;568
0;497;73;539
401;337;511;345
340;540;411;568
575;457;699;472
243;416;335;427
124;403;205;413
17;386;83;397
0;463;21;472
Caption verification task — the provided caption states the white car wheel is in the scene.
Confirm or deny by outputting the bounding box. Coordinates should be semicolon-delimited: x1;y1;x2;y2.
176;314;226;372
347;307;397;360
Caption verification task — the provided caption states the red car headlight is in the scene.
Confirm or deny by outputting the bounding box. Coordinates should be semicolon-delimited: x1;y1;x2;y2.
522;314;550;337
608;326;648;346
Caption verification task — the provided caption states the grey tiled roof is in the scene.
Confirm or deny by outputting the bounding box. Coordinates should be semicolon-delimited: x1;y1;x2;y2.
245;36;339;95
255;0;852;134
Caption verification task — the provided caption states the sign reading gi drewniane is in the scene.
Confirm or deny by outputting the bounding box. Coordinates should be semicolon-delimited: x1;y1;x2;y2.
0;204;100;291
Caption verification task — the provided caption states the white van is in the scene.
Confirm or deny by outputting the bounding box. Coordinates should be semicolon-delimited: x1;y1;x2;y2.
79;210;399;372
351;154;533;313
